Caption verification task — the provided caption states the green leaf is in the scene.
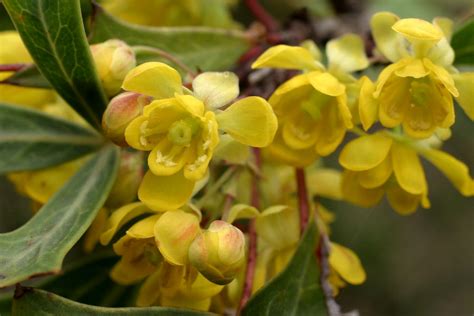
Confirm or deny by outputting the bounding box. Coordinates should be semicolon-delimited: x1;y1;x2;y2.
242;221;327;316
12;287;212;315
1;65;51;89
0;103;103;174
89;4;250;72
0;3;14;31
452;19;474;65
0;145;119;288
3;0;108;129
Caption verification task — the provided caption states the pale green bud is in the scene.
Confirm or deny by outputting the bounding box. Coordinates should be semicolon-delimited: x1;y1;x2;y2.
91;39;136;96
188;220;246;285
102;92;151;145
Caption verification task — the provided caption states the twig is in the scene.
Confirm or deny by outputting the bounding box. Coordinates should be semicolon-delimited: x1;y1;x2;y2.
0;63;28;72
244;0;279;33
238;148;261;313
132;45;197;78
295;168;310;233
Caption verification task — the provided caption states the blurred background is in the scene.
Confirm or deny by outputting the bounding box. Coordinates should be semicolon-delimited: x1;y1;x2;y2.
1;0;473;315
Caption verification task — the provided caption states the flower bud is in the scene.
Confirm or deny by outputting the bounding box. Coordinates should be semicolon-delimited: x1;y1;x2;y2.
188;220;245;285
102;92;151;145
91;39;136;96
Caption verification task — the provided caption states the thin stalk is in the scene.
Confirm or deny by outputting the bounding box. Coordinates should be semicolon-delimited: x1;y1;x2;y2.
295;168;310;233
195;166;237;209
221;193;235;222
132;46;197;78
238;148;261;313
0;63;27;72
244;0;278;33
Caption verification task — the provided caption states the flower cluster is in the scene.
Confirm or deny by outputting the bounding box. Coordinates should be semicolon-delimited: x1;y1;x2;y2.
1;9;472;314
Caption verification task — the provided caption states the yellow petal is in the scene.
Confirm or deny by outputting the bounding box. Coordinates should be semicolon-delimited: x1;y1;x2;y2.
420;148;474;196
154;210;201;265
83;208;108;253
370;12;408;62
423;58;458;97
339;133;392;171
327;34;369;73
148;140;190;176
263;129;318;167
308;72;345;96
427;18;455;67
386;182;424;215
100;202;151;245
136;270;161;307
174;94;205;117
329;243;366;285
391;142;426;195
138;170;195;211
315;98;349;156
216;96;277;147
306;168;343;200
184;112;219;181
122;62;183;98
377;75;411;128
124;116;155;151
357;154;392;189
394;58;429;78
226;204;259;223
392;18;443;42
192;72;239;109
341;170;384;207
358;76;379;130
127;214;161;239
251;45;320;70
433;17;453;40
271;73;311;98
255;206;299;249
452;72;474;120
301;40;323;62
213;134;250;165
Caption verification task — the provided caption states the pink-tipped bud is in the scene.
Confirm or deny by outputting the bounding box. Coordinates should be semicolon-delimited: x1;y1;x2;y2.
102;92;151;145
91;39;136;96
188;220;246;285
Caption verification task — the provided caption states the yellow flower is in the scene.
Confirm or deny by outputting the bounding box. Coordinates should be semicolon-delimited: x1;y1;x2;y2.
252;35;369;165
0;31;54;108
100;204;223;310
328;242;366;296
121;62;277;211
360;13;473;138
339;132;473;214
252;205;365;295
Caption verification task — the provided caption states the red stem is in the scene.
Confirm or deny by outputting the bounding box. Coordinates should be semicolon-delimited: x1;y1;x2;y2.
0;63;27;72
244;0;278;33
295;168;310;234
238;148;261;313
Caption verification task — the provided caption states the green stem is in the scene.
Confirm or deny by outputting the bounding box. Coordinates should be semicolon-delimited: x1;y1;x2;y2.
195;166;237;209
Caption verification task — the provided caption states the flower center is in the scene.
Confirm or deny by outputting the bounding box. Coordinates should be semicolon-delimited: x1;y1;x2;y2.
409;79;431;107
301;90;332;121
167;117;200;146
